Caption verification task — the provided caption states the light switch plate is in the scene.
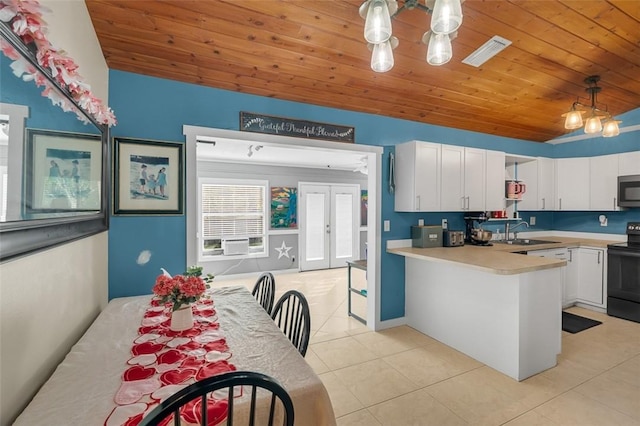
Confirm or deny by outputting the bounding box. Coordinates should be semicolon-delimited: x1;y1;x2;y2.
530;216;536;226
418;219;424;226
442;219;448;229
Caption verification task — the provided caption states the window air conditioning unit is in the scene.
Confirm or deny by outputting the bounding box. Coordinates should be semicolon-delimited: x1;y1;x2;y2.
222;238;249;256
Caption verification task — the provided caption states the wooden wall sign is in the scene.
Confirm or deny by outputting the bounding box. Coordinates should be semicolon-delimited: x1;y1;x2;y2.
240;112;355;143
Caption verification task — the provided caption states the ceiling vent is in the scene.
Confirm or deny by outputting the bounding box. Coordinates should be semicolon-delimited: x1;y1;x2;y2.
462;35;512;67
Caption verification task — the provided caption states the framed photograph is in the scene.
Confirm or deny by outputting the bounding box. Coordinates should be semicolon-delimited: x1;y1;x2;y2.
25;129;103;214
113;137;184;215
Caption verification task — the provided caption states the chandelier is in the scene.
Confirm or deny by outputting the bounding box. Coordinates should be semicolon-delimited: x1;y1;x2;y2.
562;75;621;138
359;0;463;73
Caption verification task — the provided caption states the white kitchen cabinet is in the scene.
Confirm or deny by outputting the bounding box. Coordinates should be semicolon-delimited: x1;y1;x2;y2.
577;248;606;308
619;151;640;176
528;247;577;308
394;141;441;212
590;154;620;211
538;158;556;211
516;157;555;211
441;145;486;211
485;150;506;211
556;157;590;210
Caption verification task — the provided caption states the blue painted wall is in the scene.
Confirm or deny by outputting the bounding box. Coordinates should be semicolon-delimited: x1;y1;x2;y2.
109;70;640;321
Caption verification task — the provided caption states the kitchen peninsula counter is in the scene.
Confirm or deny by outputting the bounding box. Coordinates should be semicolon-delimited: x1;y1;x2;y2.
385;235;624;382
388;236;618;275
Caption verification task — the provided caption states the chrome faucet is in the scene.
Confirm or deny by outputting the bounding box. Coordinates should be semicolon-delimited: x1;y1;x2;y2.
505;221;529;241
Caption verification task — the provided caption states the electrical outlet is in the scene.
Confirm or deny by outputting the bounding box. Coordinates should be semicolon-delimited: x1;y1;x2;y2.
384;220;390;232
530;216;536;226
441;218;448;229
418;219;424;226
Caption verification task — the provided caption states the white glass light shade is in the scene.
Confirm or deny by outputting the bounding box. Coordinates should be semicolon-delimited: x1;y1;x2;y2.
430;0;463;34
364;0;392;44
584;114;602;134
371;40;394;72
602;120;621;138
562;109;584;130
426;32;452;65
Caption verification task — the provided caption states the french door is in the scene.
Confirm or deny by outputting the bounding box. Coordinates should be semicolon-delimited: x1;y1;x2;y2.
299;183;359;271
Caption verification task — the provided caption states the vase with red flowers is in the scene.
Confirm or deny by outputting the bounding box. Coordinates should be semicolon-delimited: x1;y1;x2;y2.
153;266;214;331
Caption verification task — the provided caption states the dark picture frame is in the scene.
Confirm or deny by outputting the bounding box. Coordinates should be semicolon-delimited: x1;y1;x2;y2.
113;137;184;215
25;129;103;215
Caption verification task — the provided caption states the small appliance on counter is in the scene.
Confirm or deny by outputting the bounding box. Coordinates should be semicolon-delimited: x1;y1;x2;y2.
464;212;493;246
411;225;442;248
443;230;465;247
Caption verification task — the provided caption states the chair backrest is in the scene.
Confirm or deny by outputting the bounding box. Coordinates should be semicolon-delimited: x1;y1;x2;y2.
139;371;294;426
271;290;311;357
252;272;276;315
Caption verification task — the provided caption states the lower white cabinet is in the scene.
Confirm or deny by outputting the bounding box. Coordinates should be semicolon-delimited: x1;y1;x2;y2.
528;248;576;307
576;247;606;308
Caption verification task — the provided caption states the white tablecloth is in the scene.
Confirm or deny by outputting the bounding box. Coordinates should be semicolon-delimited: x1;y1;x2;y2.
14;286;336;425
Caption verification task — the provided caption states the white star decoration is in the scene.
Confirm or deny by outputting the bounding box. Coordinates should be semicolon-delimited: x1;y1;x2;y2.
275;240;292;259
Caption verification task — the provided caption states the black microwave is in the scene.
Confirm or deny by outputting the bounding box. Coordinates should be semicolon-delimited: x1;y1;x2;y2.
618;175;640;208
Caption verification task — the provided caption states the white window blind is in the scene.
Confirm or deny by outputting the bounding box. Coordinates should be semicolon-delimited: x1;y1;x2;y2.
199;180;267;257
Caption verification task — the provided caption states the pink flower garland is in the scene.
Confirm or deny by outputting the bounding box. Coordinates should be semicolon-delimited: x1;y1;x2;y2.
0;0;116;126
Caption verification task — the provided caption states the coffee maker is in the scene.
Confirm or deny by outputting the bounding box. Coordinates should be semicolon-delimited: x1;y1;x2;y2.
464;211;492;246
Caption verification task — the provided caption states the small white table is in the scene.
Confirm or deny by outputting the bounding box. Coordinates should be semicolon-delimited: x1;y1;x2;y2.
14;286;336;425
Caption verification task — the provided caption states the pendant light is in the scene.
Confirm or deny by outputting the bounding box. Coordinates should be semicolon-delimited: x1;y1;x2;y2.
430;0;463;35
562;75;621;138
424;31;452;65
370;37;397;72
364;0;393;44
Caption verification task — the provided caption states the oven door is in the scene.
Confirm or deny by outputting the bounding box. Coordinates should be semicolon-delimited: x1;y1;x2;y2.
607;245;640;322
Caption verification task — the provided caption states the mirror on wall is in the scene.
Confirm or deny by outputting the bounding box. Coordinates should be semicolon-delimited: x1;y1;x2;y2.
0;23;108;262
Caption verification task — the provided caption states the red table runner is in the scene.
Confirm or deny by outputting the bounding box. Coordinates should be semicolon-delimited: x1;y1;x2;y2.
104;297;237;426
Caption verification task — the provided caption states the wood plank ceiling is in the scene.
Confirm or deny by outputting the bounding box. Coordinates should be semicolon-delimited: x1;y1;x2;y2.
85;0;640;143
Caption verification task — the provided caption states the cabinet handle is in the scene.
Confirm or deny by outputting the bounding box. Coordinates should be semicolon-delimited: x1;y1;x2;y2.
559;198;562;210
542;198;546;210
597;251;601;264
416;196;420;210
569;250;573;262
614;197;617;210
461;196;465;210
466;196;470;210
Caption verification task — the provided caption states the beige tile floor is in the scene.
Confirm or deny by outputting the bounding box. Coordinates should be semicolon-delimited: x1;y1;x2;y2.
214;268;640;426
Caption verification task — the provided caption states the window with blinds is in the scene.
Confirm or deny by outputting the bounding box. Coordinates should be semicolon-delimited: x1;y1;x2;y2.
199;180;267;257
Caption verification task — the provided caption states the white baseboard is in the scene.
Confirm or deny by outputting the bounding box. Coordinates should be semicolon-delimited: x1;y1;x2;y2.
374;316;407;331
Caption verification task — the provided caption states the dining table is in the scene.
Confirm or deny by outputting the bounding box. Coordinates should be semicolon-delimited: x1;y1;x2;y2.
13;286;336;425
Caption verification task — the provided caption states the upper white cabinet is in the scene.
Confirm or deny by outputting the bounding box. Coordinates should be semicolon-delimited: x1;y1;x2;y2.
486;150;506;211
619;151;640;176
441;146;487;211
538;158;556;211
590;154;619;211
556;157;590;210
513;157;555;211
394;141;441;212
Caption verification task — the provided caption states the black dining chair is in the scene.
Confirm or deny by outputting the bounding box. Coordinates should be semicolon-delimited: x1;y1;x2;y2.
252;272;276;315
138;371;294;426
271;290;311;357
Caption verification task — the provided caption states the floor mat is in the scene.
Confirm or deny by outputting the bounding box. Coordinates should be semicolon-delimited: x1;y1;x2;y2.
562;311;602;334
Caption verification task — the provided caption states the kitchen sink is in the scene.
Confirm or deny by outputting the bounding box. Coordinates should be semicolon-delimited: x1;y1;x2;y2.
494;239;559;246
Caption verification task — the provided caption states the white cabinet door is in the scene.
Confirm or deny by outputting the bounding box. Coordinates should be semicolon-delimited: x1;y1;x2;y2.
485;150;505;211
516;160;538;211
538;158;556;210
465;148;486;211
394;141;441;212
619;151;640;176
577;248;605;307
590;154;619;211
565;248;579;306
441;145;465;211
556;157;590;210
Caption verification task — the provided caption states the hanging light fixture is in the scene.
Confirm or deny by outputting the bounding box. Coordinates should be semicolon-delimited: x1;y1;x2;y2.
359;0;463;72
562;75;621;138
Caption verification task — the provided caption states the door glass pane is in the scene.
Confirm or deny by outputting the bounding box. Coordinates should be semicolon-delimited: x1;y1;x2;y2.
306;193;325;261
334;193;353;258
